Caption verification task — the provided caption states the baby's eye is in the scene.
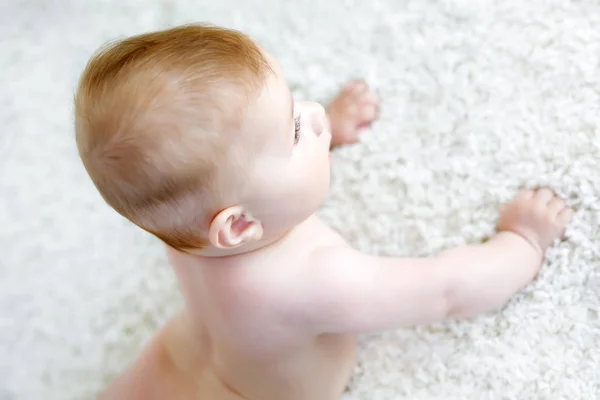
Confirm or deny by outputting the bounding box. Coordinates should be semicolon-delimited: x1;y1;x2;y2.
294;114;302;145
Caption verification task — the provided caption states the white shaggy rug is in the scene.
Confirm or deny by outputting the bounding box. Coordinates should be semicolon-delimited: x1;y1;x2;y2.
2;0;599;399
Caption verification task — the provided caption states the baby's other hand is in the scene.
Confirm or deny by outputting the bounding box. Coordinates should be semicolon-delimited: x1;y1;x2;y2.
326;80;379;148
497;188;573;257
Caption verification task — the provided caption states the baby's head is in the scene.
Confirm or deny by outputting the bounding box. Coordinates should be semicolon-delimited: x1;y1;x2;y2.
75;24;331;255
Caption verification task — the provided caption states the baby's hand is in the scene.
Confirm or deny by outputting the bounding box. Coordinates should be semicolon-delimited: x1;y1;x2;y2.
497;188;573;257
326;80;379;148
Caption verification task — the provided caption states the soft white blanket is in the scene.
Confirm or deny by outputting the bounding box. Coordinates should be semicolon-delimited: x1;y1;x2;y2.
1;0;598;399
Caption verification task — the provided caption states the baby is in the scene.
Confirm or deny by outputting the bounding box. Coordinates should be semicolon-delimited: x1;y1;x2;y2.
74;24;573;400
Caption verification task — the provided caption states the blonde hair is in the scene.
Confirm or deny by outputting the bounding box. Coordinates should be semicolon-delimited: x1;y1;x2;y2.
74;24;271;251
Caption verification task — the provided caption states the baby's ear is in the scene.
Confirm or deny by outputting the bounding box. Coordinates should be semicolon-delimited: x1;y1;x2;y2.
208;206;264;249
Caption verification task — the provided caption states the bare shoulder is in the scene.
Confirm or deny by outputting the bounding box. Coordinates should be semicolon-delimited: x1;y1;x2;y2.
242;216;347;283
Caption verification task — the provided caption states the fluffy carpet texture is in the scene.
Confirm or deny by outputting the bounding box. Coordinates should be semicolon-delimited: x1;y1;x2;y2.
1;0;599;399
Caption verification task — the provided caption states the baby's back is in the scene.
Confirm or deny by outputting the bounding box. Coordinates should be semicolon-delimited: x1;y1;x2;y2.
166;216;358;400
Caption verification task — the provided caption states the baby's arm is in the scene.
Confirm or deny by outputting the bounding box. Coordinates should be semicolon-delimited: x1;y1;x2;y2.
280;188;573;333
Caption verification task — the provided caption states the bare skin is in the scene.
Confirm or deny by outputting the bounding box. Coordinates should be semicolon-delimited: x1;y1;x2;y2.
327;80;378;148
101;82;378;400
99;53;573;400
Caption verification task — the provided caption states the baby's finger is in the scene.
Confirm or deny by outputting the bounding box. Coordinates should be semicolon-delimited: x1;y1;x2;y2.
534;188;555;205
557;207;574;225
358;103;378;124
350;80;369;96
341;79;365;95
360;91;378;107
548;197;565;216
515;188;535;201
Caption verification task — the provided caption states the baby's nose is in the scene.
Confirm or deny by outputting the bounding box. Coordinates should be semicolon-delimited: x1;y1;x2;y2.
306;102;327;137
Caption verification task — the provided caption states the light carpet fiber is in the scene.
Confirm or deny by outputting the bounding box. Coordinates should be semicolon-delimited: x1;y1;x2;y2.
2;0;599;399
